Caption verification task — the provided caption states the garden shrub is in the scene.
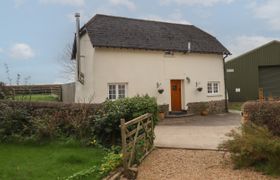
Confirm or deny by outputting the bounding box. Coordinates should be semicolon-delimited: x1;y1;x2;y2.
94;95;158;146
243;101;280;136
0;103;34;142
0;82;4;99
219;123;280;176
0;95;158;146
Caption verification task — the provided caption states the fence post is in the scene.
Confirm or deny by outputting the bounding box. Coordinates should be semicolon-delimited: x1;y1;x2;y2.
120;118;128;175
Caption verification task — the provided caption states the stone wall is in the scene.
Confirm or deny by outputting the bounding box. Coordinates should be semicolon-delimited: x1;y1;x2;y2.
187;100;226;115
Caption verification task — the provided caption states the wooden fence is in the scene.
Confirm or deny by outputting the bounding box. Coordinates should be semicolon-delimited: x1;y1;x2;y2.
5;84;62;100
120;113;154;177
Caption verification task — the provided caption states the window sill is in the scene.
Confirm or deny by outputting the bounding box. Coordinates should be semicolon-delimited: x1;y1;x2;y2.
207;94;222;97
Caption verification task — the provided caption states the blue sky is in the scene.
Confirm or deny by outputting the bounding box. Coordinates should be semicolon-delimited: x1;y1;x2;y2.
0;0;279;84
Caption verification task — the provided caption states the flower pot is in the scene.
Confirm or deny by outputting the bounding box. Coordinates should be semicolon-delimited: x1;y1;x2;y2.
159;112;165;120
201;110;209;116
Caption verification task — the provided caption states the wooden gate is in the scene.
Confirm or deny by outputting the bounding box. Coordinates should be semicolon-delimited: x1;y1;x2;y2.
120;113;154;176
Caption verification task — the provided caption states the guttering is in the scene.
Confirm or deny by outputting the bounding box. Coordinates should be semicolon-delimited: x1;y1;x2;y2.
223;53;229;113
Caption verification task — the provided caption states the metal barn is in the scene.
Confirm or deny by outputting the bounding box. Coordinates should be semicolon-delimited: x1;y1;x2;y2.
226;41;280;102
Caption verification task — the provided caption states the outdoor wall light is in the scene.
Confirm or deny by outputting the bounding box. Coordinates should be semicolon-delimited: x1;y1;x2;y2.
186;77;191;83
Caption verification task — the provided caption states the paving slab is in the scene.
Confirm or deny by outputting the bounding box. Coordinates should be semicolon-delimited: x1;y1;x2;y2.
154;113;241;150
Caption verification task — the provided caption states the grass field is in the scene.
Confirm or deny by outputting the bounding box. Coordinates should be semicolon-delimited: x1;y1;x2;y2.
228;102;244;111
13;94;59;102
0;143;105;180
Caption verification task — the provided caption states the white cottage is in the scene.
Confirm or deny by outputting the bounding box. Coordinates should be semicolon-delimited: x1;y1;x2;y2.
71;14;230;113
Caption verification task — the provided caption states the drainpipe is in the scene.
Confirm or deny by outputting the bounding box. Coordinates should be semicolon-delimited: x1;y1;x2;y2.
75;13;81;83
223;53;229;113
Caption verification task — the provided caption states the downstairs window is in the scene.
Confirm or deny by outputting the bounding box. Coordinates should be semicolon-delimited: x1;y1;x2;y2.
207;82;220;95
108;83;127;100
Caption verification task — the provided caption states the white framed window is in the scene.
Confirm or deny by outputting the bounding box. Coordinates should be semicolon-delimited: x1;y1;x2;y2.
207;82;220;95
108;83;127;100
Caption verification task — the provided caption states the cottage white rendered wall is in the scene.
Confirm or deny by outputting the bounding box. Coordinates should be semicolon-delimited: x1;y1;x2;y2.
75;34;225;110
75;34;96;103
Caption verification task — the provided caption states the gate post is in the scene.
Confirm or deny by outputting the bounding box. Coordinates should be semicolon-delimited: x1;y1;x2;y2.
120;118;128;175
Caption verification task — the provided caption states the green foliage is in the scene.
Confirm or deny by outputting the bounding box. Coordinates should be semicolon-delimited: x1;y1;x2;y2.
228;102;244;111
94;95;158;146
0;143;105;180
219;123;280;176
66;146;122;180
99;151;122;175
243;101;280;136
0;95;157;147
0;104;34;142
0;82;5;99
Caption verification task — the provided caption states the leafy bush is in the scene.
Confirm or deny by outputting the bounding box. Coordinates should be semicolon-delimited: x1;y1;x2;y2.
219;123;280;176
94;95;158;146
0;82;4;99
0;95;158;146
243;101;280;136
0;103;34;142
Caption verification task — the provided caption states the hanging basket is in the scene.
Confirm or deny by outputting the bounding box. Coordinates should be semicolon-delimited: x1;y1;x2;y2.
158;89;164;94
197;87;203;92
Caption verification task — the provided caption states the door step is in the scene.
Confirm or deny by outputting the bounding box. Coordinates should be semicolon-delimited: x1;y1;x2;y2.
165;111;194;118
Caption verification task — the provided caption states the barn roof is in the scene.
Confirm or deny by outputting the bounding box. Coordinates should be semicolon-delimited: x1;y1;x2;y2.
72;14;230;59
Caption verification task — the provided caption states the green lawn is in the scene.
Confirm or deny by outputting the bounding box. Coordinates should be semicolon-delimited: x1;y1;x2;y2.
13;94;59;102
0;143;105;180
228;102;244;111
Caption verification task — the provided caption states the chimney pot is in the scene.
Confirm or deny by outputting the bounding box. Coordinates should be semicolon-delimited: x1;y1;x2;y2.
75;13;80;18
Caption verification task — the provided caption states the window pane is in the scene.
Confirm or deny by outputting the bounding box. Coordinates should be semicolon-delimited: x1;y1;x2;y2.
118;84;125;98
207;83;212;93
109;85;116;99
213;83;219;93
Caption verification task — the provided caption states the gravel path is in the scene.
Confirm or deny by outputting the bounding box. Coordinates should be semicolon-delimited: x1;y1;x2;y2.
137;149;274;180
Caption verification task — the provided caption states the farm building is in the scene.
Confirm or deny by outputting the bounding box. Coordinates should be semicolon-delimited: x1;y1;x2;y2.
226;40;280;102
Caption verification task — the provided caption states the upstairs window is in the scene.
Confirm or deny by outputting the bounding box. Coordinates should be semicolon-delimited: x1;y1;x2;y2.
108;83;127;100
207;82;220;95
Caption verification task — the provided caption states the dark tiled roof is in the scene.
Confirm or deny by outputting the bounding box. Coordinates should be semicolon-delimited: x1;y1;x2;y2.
72;14;230;59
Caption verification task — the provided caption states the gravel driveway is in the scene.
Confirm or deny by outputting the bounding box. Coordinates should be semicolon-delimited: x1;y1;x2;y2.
137;149;273;180
155;112;241;150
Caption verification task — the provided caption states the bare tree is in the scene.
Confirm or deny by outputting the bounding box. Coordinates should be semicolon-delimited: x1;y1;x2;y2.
4;63;12;85
58;43;77;82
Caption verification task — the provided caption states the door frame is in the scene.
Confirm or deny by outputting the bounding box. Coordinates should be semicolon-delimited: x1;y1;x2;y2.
170;79;184;111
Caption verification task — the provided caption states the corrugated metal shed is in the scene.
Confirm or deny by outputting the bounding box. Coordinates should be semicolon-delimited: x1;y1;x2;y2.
226;41;280;102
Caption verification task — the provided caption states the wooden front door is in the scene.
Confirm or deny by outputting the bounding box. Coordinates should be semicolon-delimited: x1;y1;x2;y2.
170;80;182;111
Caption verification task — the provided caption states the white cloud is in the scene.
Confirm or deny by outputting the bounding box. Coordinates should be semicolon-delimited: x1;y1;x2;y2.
40;0;85;6
249;0;280;31
0;48;3;53
228;35;276;59
144;10;191;25
10;43;35;60
109;0;136;10
160;0;234;6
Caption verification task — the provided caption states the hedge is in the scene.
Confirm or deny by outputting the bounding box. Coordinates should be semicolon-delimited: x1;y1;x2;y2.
242;101;280;136
0;95;158;146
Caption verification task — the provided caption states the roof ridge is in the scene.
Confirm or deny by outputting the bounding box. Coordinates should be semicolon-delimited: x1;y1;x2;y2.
92;14;194;27
228;40;280;62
